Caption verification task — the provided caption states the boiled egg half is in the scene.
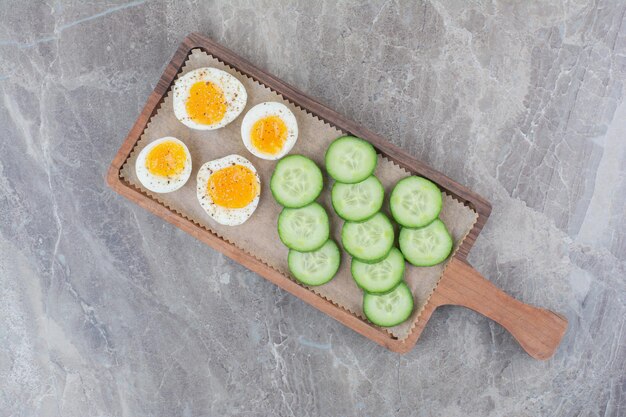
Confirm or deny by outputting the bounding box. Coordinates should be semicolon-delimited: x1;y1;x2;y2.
173;67;247;130
241;102;298;160
196;155;261;226
135;137;192;193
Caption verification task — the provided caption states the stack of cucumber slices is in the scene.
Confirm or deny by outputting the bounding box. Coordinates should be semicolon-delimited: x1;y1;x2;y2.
271;155;341;286
325;136;414;327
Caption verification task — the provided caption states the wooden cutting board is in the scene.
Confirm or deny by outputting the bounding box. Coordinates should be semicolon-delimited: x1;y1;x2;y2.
107;33;567;359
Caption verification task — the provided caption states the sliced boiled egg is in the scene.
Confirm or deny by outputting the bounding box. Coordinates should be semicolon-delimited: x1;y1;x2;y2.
135;137;192;193
196;155;261;226
241;102;298;160
173;67;247;130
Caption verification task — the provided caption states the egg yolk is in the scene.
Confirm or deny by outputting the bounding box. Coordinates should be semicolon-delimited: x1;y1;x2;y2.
186;81;227;125
208;165;259;209
146;141;187;177
251;115;288;155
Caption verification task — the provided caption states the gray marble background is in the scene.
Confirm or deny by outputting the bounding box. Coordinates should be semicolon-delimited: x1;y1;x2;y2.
1;1;624;416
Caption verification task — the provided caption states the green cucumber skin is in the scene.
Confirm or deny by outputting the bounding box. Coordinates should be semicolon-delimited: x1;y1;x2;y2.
389;176;443;228
358;280;403;296
270;155;323;208
351;249;405;295
279;230;328;253
330;198;378;223
399;220;453;267
390;200;442;229
330;176;384;222
325;136;377;184
362;282;414;327
401;246;451;267
348;246;393;265
288;240;341;286
278;203;330;252
340;213;395;263
271;182;322;208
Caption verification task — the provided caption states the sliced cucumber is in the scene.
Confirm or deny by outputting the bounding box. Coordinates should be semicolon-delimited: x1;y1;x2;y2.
341;212;394;263
288;240;341;286
331;176;384;222
399;219;453;267
278;203;330;252
351;247;405;294
325;136;377;184
271;155;323;208
363;281;414;327
390;176;442;228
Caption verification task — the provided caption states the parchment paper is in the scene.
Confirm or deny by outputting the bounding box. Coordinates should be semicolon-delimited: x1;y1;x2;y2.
120;49;478;340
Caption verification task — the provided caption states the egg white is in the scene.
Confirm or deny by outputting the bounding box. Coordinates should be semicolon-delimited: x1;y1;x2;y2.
173;67;247;130
135;137;192;193
196;154;261;226
241;102;298;160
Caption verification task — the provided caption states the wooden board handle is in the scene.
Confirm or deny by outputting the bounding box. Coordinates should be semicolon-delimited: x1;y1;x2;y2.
432;258;568;360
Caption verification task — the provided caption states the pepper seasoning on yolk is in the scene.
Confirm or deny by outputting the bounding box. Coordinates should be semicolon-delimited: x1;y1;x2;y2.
196;155;260;226
145;140;187;177
250;115;288;155
207;165;259;209
241;102;298;160
186;81;227;125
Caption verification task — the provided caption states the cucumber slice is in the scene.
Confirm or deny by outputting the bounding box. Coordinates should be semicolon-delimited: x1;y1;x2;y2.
351;247;405;294
278;203;330;252
270;155;323;208
331;176;384;222
363;281;414;327
341;212;394;263
390;176;443;228
288;240;341;286
325;136;377;183
399;219;453;267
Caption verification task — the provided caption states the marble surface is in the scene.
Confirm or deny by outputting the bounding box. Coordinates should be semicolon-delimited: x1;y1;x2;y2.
1;1;624;416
